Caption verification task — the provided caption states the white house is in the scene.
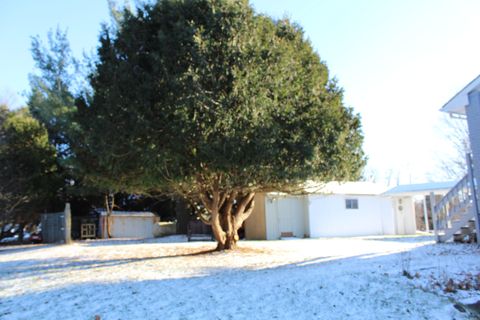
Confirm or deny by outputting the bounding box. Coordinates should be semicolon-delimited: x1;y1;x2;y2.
245;182;398;240
383;181;455;234
437;75;480;242
441;75;480;186
244;181;456;240
307;182;396;237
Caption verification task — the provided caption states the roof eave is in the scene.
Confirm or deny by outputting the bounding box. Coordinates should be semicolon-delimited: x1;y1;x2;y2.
383;188;452;197
441;74;480;115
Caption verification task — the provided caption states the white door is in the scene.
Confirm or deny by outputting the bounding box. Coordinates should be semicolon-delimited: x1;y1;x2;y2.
395;198;406;234
276;197;305;238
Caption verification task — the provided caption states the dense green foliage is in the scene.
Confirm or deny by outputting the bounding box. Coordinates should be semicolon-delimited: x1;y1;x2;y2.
78;0;365;197
13;0;365;248
29;28;81;158
28;28;105;201
0;106;61;224
74;0;365;249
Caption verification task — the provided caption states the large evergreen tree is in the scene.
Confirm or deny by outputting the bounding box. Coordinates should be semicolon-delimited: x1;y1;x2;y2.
28;28;118;229
77;0;366;249
0;106;61;231
28;28;82;158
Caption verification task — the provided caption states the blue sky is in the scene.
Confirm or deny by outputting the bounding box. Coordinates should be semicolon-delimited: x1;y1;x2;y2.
1;0;480;184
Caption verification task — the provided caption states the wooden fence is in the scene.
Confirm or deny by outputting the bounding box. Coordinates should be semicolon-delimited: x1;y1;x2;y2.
41;203;72;244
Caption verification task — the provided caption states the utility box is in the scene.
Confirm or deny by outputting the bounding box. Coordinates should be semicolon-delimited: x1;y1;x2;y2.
41;203;72;244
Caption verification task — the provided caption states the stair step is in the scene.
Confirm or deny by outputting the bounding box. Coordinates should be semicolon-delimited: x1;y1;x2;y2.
454;233;467;242
437;206;475;243
453;233;476;243
433;174;476;243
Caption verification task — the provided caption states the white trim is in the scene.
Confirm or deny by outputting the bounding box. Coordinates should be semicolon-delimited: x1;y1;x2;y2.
441;74;480;115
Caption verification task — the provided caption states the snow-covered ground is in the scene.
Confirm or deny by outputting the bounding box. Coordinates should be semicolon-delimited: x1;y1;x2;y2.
1;235;480;319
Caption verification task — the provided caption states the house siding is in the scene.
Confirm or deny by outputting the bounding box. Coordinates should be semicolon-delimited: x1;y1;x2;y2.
467;91;480;206
109;215;159;238
244;194;267;240
308;195;396;237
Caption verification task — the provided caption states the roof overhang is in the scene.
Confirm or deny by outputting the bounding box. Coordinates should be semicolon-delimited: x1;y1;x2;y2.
384;189;451;198
265;181;388;197
383;181;457;197
441;75;480;115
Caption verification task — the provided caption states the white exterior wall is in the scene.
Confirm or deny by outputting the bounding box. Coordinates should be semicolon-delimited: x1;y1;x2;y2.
265;195;308;240
308;195;396;237
380;199;396;235
391;196;417;235
467;91;480;213
110;216;156;238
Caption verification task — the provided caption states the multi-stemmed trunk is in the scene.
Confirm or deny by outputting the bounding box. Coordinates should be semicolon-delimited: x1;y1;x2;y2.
199;189;255;250
104;192;115;238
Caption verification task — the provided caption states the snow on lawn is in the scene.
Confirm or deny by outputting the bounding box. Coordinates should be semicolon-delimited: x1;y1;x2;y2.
1;235;480;320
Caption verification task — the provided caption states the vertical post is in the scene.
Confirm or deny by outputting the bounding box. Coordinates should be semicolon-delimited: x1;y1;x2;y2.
175;198;190;234
64;203;72;244
40;214;49;243
467;91;480;244
102;214;108;239
467;153;480;244
423;195;430;233
430;192;438;241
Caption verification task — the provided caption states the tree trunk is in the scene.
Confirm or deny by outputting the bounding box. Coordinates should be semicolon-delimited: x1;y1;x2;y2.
200;189;255;251
104;193;115;238
218;228;239;250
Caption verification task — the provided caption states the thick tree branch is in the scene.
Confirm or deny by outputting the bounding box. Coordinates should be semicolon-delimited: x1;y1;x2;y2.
221;190;238;216
197;213;212;225
234;192;255;219
199;191;213;212
209;189;226;247
218;192;227;210
242;199;255;219
234;193;255;230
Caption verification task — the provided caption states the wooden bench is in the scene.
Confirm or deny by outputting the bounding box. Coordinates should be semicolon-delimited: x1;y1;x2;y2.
187;220;214;241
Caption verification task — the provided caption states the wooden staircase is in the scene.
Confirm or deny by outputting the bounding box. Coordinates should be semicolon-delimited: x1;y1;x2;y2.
432;154;480;243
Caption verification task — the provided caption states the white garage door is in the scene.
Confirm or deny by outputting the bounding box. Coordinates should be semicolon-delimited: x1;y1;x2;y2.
266;196;306;239
308;195;395;237
111;216;155;238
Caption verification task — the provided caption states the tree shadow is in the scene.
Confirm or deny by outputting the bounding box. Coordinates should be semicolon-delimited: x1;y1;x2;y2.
77;235;191;247
0;237;442;282
361;235;435;243
0;247;219;280
0;243;50;255
0;241;471;320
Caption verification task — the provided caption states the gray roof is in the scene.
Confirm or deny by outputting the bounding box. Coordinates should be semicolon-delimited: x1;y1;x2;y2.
98;210;156;217
383;181;457;196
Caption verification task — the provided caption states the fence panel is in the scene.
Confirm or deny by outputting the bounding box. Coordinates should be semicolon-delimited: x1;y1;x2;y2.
41;204;72;244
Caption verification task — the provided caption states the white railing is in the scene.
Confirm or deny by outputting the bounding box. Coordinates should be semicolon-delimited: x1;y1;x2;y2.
433;174;471;231
432;153;478;242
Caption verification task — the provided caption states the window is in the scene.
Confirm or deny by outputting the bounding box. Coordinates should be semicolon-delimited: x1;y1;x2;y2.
345;198;359;210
